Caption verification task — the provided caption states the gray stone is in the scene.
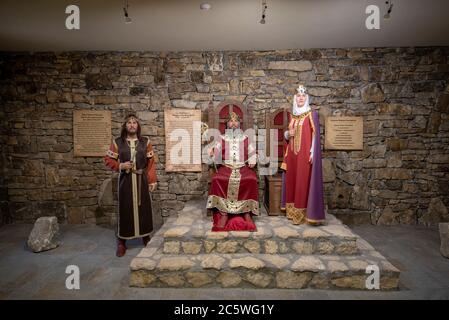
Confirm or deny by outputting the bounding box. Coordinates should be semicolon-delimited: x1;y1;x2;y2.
85;73;113;90
129;270;156;287
201;255;225;270
130;258;157;271
261;255;290;269
291;256;325;271
331;275;367;289
172;100;197;109
268;61;312;72
308;87;332;97
377;207;400;226
229;257;265;270
245;272;272;288
243;240;261;253
204;240;216;253
264;240;278;254
316;241;335;254
276;271;312;289
439;223;449;258
159;274;185;287
327;261;349;272
273;227;299;239
291;241;314;254
216;240;238;253
157;257;195;271
420;198;449;226
186;272;213;287
98;178;114;206
27;216;60;253
182;241;202;254
361;83;385;103
216;271;241;287
163;226;190;238
322;159;336;183
163;241;180;254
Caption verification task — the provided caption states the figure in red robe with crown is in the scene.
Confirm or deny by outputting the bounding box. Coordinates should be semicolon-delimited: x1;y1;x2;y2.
206;112;258;231
281;85;326;225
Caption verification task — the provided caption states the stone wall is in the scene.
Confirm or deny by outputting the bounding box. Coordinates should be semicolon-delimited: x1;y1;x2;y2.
0;47;448;227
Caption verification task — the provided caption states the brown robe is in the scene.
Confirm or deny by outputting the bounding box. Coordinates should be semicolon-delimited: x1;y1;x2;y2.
104;136;157;239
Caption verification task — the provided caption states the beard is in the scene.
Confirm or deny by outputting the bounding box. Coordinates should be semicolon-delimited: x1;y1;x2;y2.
225;127;242;138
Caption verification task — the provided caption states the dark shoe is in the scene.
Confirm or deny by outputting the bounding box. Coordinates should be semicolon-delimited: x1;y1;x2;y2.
116;239;127;257
142;236;150;247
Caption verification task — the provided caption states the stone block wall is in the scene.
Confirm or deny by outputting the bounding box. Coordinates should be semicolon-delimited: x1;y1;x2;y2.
0;47;448;227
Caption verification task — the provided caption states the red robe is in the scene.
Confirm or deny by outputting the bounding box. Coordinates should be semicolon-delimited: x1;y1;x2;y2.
207;131;258;231
281;111;315;224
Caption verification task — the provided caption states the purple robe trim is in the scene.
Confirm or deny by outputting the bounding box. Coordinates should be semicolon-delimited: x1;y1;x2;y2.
280;110;325;221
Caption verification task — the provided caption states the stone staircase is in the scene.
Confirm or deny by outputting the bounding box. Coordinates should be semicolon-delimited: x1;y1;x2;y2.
129;201;400;290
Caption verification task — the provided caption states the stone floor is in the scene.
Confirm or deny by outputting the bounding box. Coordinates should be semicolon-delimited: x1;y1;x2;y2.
0;207;449;299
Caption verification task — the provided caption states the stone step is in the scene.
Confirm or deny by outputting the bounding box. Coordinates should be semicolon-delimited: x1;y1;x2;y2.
158;210;359;256
129;242;400;290
129;201;401;290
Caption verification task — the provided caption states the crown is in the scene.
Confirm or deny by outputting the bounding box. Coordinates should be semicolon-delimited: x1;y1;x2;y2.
227;111;240;122
296;84;307;94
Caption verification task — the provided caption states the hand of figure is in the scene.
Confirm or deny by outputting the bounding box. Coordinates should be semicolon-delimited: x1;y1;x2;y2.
149;183;157;192
248;163;256;169
309;153;313;164
289;129;295;137
208;147;215;157
120;161;133;171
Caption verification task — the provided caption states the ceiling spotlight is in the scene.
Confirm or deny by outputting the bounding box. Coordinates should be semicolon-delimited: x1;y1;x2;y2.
123;0;132;24
259;1;268;24
200;3;211;11
384;0;393;19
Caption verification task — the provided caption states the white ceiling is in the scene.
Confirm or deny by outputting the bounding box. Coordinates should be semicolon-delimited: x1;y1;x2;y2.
1;0;449;52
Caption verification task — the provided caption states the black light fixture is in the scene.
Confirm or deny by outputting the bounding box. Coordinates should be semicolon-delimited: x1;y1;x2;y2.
123;0;132;24
384;0;394;20
260;1;268;24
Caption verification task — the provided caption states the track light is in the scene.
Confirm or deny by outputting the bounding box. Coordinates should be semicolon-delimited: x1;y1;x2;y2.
259;1;268;24
384;0;393;20
200;3;211;11
123;0;132;24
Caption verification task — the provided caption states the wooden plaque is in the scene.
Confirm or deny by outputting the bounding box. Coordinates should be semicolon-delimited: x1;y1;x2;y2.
164;108;202;172
73;110;111;157
325;116;363;150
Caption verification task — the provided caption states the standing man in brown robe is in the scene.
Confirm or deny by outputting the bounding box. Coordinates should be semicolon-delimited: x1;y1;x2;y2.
104;114;157;257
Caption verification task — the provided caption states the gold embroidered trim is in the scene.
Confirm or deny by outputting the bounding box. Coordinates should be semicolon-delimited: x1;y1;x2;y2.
129;140;140;236
286;203;306;225
107;150;119;159
280;162;287;170
280;146;288;170
289;112;311;155
227;168;241;202
309;113;316;135
306;217;325;226
206;195;259;215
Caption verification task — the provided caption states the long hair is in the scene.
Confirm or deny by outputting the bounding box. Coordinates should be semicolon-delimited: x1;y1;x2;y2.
120;115;142;142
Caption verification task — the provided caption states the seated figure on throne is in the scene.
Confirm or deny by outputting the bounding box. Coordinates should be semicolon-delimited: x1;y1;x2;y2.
206;111;259;232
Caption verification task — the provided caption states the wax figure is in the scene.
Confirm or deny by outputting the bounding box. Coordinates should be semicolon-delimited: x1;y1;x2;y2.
281;85;325;225
104;114;157;257
206;112;259;231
